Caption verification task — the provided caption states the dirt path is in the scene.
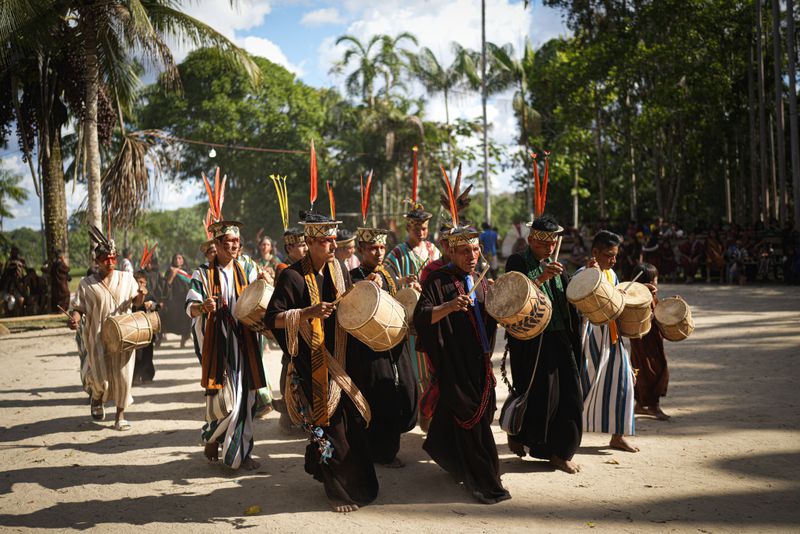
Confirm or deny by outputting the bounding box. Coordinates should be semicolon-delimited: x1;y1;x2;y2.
0;283;798;533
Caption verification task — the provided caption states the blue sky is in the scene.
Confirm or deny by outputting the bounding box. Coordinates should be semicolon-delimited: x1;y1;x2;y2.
2;0;569;231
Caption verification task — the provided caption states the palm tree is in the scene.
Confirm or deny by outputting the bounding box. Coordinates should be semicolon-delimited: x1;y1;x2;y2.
375;32;418;102
0;167;28;231
1;0;261;234
332;34;383;107
407;44;477;171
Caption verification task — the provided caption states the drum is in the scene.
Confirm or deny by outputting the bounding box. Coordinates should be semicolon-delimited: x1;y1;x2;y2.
566;268;626;325
395;286;421;335
337;281;408;351
486;271;552;340
102;311;161;354
617;282;653;339
234;279;274;335
654;296;695;341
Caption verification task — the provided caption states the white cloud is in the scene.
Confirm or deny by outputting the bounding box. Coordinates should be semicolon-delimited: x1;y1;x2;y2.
318;0;567;191
238;36;305;76
300;7;345;27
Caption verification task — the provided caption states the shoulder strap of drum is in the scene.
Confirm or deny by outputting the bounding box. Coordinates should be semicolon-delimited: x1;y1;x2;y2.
501;336;543;401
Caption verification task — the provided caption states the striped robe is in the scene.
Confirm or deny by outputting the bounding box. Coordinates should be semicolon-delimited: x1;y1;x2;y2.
185;257;267;469
578;268;636;436
384;240;440;394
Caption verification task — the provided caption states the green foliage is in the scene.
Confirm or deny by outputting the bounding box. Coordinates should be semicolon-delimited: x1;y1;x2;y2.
0;166;28;228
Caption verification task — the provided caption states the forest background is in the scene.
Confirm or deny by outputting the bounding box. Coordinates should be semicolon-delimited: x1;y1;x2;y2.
1;0;799;269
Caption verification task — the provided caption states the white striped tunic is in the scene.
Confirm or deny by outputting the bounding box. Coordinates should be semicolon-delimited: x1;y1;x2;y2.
577;268;636;436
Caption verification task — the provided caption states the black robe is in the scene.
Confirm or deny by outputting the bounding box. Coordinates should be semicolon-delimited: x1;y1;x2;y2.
504;253;583;461
132;296;159;382
414;265;510;504
349;265;418;464
160;268;192;338
264;259;378;507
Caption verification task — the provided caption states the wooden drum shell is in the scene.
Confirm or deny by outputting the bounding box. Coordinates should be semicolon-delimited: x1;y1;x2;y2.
337;281;408;352
654;296;695;341
395;287;420;335
102;311;161;354
486;271;552;340
234;279;274;335
566;268;626;326
617;282;654;339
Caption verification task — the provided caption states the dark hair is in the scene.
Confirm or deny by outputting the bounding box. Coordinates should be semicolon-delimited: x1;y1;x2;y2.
122;248;130;257
530;214;561;232
591;230;622;250
631;262;658;284
134;270;148;280
482;222;490;230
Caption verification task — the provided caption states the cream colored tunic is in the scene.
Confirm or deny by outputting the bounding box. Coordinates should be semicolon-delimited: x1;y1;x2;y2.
71;270;139;408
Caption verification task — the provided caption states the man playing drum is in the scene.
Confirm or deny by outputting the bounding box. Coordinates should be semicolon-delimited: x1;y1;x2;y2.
68;225;144;431
348;193;418;467
579;230;639;452
185;218;269;470
264;211;377;513
503;214;584;473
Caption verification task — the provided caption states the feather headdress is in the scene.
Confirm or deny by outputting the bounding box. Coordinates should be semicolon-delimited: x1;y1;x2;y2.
309;139;318;210
530;151;551;219
140;242;158;270
88;224;116;257
439;164;478;246
326;180;336;220
201;166;227;223
270;174;290;231
356;170;387;244
360;170;374;226
438;163;473;228
403;146;431;220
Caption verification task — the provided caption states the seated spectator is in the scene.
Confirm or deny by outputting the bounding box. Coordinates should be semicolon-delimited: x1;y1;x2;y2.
679;231;705;283
726;240;749;285
705;230;725;283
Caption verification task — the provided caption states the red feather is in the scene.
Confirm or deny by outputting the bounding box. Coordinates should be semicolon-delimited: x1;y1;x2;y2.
412;146;419;203
310;139;318;206
141;242;149;269
327;180;336;219
542;151;550;215
530;152;541;217
360;174;365;222
364;170;373;225
213;167;221;215
201;172;218;220
439;165;458;226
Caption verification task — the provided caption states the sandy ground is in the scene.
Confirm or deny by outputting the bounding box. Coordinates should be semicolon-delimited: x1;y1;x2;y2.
0;282;798;533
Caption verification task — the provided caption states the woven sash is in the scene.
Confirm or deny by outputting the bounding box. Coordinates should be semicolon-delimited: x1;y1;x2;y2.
603;269;619;344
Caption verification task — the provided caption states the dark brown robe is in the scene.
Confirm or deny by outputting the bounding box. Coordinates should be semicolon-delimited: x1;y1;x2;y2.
348;265;418;464
264;259;378;507
629;319;669;407
414;264;510;504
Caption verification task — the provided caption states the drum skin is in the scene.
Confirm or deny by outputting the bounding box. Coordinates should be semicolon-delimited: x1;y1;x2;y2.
566;268;625;325
102;311;160;353
395;287;420;335
617;282;653;339
234;279;274;334
654;296;695;341
486;271;552;340
337;281;408;351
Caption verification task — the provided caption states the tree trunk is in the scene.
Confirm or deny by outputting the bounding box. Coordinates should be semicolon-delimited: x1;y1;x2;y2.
42;125;69;262
81;10;103;234
771;0;788;223
769;113;779;222
481;0;491;225
756;0;770;221
786;0;800;231
594;84;606;220
748;42;760;224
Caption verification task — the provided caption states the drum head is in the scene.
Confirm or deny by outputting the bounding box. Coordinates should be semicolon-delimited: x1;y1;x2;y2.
566;268;602;302
395;287;420;308
487;272;533;319
337;281;380;330
654;296;688;325
620;282;652;307
234;279;271;321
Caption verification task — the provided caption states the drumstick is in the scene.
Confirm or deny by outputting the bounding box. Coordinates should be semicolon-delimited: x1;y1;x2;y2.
414;258;429;277
57;305;73;320
552;236;563;263
621;271;643;293
467;264;491;299
331;286;354;306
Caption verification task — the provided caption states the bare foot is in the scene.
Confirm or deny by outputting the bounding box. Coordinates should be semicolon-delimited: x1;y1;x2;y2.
610;434;639;453
241;457;261;470
634;402;648;415
640;404;671;420
507;436;526;458
380;457;405;468
550;455;580;474
204;441;219;462
329;499;359;513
